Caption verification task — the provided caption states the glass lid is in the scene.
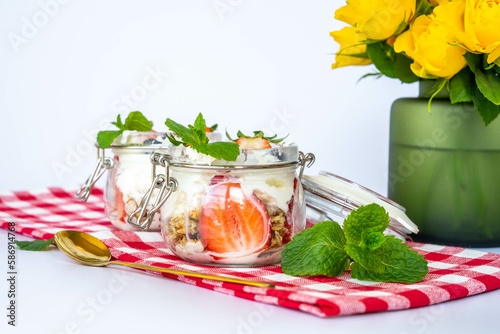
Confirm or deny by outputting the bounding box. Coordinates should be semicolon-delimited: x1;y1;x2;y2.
302;171;418;237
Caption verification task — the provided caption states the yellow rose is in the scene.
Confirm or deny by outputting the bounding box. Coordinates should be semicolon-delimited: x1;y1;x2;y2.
394;15;467;78
434;0;500;63
330;26;372;69
335;0;416;41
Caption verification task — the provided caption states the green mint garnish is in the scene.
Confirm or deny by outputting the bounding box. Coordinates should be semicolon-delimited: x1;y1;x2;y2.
281;221;350;277
343;203;389;249
165;113;240;161
15;237;54;251
281;204;429;284
346;237;429;283
97;111;153;148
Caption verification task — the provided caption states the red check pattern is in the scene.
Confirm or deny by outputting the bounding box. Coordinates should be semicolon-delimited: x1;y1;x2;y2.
1;187;500;317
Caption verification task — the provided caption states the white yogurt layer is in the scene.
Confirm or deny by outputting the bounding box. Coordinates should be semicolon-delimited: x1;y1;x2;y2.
239;170;295;214
118;130;168;145
115;153;156;205
168;146;217;165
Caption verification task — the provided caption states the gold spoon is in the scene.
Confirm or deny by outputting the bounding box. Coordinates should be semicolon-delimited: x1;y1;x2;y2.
53;230;275;288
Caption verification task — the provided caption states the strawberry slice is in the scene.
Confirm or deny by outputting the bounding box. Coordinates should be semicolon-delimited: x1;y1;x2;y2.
227;130;288;149
235;137;271;149
209;174;237;186
199;182;271;255
115;187;127;223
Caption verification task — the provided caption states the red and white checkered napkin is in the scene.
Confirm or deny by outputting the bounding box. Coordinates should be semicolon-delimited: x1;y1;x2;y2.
2;187;500;318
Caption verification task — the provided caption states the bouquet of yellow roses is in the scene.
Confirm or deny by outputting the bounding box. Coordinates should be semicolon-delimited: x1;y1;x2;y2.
331;0;500;125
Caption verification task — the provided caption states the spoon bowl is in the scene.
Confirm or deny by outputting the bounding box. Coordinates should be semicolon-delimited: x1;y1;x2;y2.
54;230;275;288
55;230;111;266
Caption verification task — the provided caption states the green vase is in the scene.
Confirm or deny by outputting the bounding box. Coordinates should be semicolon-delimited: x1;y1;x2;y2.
388;81;500;247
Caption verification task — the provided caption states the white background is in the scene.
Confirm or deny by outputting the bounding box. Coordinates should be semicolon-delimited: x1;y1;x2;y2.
0;0;416;195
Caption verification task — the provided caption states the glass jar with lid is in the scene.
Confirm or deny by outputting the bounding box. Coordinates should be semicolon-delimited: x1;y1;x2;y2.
129;144;315;266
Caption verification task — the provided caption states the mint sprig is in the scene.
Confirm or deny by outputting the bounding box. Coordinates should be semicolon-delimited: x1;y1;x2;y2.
281;204;428;284
15;238;54;251
97;111;153;148
165;113;240;161
281;221;350;277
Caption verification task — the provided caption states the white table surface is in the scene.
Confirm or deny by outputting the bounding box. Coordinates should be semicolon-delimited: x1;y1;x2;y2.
1;229;500;334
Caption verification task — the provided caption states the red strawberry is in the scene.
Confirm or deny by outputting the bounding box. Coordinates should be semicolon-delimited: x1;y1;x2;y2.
209;174;237;186
199;182;271;255
115;187;127;223
227;130;288;149
235;137;272;149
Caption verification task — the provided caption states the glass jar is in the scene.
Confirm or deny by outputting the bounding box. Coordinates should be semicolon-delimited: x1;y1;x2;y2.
76;131;221;231
131;145;315;266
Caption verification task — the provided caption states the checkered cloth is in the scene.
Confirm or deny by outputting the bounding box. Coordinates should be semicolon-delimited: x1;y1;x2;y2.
1;187;500;317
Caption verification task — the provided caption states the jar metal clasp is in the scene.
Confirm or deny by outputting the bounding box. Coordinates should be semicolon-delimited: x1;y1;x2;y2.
75;146;114;202
298;151;315;180
127;153;178;230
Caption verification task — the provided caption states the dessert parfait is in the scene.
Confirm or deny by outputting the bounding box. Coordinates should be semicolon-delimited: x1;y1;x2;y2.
148;114;314;266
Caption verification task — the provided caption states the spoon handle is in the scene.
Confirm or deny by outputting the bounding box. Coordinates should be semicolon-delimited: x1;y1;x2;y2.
109;260;275;288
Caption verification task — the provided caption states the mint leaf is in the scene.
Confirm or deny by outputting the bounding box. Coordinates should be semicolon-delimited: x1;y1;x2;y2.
281;221;350;277
193;113;208;144
343;204;390;248
450;67;474;104
362;230;386;251
281;204;428;283
345;244;384;274
349;236;428;284
165;133;183;146
165;113;240;161
165;118;201;145
366;43;397;79
97;130;123;148
97;111;153;148
15;238;54;251
193;142;240;161
124;111;153;131
111;114;125;130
